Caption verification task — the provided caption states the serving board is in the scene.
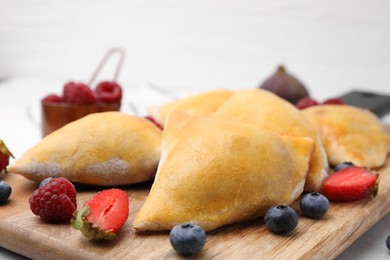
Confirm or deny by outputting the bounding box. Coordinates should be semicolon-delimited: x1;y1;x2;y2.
1;148;390;259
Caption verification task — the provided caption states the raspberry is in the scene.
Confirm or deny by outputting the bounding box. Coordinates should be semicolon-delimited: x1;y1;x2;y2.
29;177;77;222
95;81;122;103
295;96;319;109
42;94;63;104
63;81;97;104
322;97;344;105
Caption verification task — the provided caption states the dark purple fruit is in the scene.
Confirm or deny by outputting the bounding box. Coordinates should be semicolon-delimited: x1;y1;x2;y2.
260;65;309;104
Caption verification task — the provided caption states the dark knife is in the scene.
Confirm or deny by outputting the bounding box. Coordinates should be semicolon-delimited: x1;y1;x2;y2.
340;90;390;118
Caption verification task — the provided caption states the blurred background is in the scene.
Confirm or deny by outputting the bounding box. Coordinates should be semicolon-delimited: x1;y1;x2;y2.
1;0;389;99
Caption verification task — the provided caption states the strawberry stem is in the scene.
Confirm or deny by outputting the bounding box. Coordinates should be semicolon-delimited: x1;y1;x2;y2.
71;206;117;241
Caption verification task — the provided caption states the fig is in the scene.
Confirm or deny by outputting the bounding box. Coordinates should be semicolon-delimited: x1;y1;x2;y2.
259;65;309;104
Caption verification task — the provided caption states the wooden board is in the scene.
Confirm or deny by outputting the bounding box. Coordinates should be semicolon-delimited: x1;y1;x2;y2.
1;153;390;259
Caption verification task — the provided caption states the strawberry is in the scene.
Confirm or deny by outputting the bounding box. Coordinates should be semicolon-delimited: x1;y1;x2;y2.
322;166;379;202
0;140;14;173
296;96;344;109
71;188;129;240
322;97;344;105
295;96;319;109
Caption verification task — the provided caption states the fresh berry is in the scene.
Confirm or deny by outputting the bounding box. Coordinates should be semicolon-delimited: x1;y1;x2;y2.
95;81;122;103
144;115;163;130
322;166;379;202
386;235;390;250
322;97;344;105
295;96;319;109
0;139;14;173
169;223;206;256
0;180;12;204
29;177;77;222
300;192;329;218
334;161;355;172
264;205;298;234
42;94;63;104
63;81;97;104
71;188;129;240
39;177;54;188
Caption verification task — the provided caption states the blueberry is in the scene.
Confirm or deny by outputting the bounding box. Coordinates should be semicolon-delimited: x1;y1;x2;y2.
334;161;355;172
169;223;206;256
0;180;12;204
386;235;390;250
264;205;298;234
39;177;54;188
300;192;329;218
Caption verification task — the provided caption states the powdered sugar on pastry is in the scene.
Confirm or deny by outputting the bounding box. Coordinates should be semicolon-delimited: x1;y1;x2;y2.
8;162;62;181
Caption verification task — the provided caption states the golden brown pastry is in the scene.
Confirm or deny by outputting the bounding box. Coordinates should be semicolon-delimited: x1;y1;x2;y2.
212;88;329;192
147;89;234;126
302;104;390;168
133;111;314;231
7;112;162;186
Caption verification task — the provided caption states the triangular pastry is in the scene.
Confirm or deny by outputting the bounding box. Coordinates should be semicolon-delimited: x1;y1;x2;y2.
133;111;314;231
212;89;329;192
302;104;390;168
7;112;162;186
148;89;234;126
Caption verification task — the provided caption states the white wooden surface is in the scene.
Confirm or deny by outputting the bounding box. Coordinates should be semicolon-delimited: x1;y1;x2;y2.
1;0;390;98
1;0;390;259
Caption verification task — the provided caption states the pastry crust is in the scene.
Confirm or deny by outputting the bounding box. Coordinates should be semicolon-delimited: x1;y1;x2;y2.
7;112;162;186
133;111;314;231
302;105;390;168
212;89;329;192
148;89;234;126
